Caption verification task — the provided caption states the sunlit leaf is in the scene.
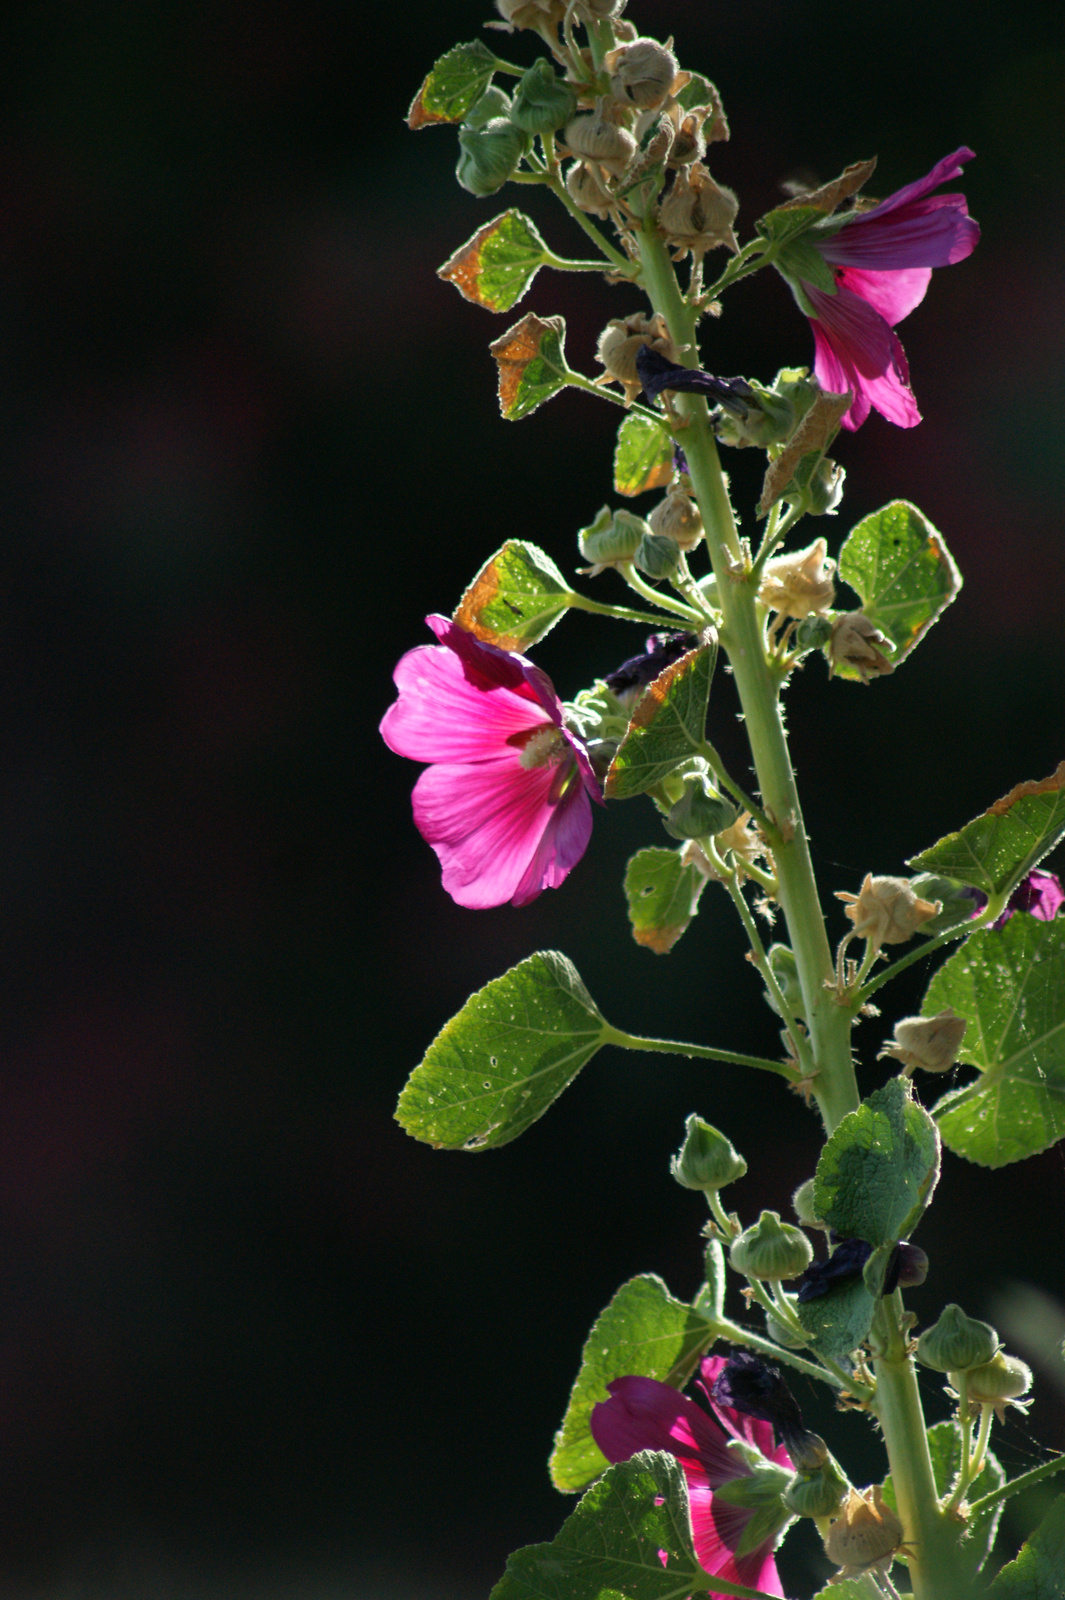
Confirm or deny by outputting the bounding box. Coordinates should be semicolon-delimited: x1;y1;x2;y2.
624;847;707;953
454;540;572;649
489;313;571;420
606;637;717;799
614;413;675;498
990;1493;1065;1597
438;210;550;312
813;1077;940;1246
909;763;1065;898
836;500;961;675
408;40;503;128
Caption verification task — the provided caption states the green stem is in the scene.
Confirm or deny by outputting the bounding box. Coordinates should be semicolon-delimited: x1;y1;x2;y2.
565;592;693;629
714;1316;861;1394
966;1452;1065;1516
709;846;812;1075
696;739;771;835
543;170;635;272
701;237;776;301
562;370;660;419
635;221;859;1135
616;560;704;622
856;907;997;1004
601;1024;799;1082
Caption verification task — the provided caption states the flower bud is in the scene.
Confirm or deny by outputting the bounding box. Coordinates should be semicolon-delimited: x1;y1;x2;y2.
565;160;615;219
574;0;628;16
953;1351;1033;1413
896;1243;929;1289
634;531;680;579
456;119;530;197
577;505;648;574
648;486;703;551
596;311;680;404
836;874;941;950
880;1008;967;1075
764;1306;808;1349
791;1178;826;1231
917;1304;1000;1374
664;772;739;841
759;537;836;619
730;1211;813;1281
828;612;894;683
793;614;834;654
563;101;637;176
510;59;578;135
658;162;739;260
823;1486;903;1579
764;944;805;1022
784;1454;850;1519
494;0;565;30
605;38;682;110
463;87;513;129
670;1114;747;1191
806;458;846;515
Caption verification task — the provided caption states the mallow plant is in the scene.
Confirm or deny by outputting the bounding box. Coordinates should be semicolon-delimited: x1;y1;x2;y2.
383;4;1065;1596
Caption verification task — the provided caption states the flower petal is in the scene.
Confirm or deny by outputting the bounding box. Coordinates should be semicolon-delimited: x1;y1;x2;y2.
382;641;552;764
820;148;979;271
425;614;565;723
510;775;594;906
590;1376;738;1481
806;283;920;430
834;265;932;327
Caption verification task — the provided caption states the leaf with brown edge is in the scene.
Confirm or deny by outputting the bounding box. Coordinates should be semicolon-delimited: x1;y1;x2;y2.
775;157;878;215
407;40;500;128
909;761;1065;898
453;540;573;650
489;313;570;420
758;387;852;516
614;413;674;498
438;210;550;314
606;635;717;799
624;848;707;954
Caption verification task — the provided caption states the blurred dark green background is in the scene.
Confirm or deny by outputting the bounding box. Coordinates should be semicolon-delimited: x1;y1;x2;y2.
0;1;1062;1594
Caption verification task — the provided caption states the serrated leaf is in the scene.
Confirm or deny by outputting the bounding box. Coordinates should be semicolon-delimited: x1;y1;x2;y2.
550;1276;715;1492
758;389;851;517
614;413;675;498
408;40;502;128
836;499;961;675
624;847;707;954
796;1273;877;1365
813;1077;940;1246
606;638;717;799
925;917;1065;1167
495;1452;711;1600
438;209;550;313
453;540;573;649
489;313;571;420
990;1493;1065;1597
908;763;1065;898
881;1421;1004;1580
396;952;607;1151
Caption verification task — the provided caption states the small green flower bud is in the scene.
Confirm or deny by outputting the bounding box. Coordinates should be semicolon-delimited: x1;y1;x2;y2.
730;1211;813;1281
793;614;834;653
463;86;513;129
917;1304;1000;1373
784;1453;849;1519
670;1114;747;1191
577;506;648;573
764;1305;807;1349
764;943;805;1021
714;383;799;451
634;532;680;579
791;1178;826;1231
510;59;578;135
954;1351;1033;1410
664;773;738;842
456;119;530;197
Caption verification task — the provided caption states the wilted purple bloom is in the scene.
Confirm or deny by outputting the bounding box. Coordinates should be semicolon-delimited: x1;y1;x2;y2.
636;346;754;417
965;869;1065;929
604;631;697;704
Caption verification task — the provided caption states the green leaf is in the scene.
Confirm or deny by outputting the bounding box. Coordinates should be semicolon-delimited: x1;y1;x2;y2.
812;1583;883;1600
453;540;573;650
438;209;550;313
623;847;707;954
836;499;961;675
396;952;608;1151
495;1451;712;1600
881;1421;1005;1580
908;763;1065;899
925;917;1065;1167
408;40;502;127
813;1077;940;1246
489;313;571;420
550;1275;715;1492
795;1272;877;1366
990;1493;1065;1597
614;414;675;498
606;638;717;799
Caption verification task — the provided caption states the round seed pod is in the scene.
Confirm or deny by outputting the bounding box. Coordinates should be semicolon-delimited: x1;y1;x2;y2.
917;1304;999;1373
634;531;680;579
648;486;703;551
954;1351;1033;1408
563;102;637;176
577;506;648;573
670;1114;747;1191
730;1211;813;1281
606;38;682;110
565;160;615;219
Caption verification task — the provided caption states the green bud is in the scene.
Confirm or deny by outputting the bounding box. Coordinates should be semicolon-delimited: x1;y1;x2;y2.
791;1178;827;1231
764;1302;807;1349
764;943;805;1021
784;1454;850;1520
730;1211;813;1281
463;86;513;129
806;457;846;515
793;613;834;653
670;1114;747;1192
917;1304;1000;1374
714;1449;794;1559
510;59;577;135
664;773;739;842
634;531;680;579
954;1351;1033;1409
577;506;648;571
456;119;530;197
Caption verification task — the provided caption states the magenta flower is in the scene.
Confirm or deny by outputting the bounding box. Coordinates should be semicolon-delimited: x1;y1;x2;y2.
783;148;979;430
380;615;601;909
994;869;1065;928
590;1355;793;1598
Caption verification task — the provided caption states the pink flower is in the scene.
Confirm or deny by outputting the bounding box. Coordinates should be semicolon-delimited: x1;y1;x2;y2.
786;149;979;430
380;615;601;909
590;1355;793;1598
994;869;1065;928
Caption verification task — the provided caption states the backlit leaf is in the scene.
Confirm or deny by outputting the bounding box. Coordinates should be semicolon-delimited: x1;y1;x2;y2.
623;847;707;954
813;1077;940;1246
490;313;571;420
908;763;1065;899
408;40;503;128
614;413;675;498
606;636;717;799
454;540;572;649
990;1494;1065;1597
438;209;549;313
836;500;961;676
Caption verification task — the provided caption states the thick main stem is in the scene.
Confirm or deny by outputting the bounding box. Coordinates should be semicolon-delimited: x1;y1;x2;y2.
635;224;859;1135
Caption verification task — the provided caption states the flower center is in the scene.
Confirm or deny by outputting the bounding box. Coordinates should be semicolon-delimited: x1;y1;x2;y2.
517;725;567;770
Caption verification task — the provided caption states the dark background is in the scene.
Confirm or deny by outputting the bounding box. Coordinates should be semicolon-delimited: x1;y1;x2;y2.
0;1;1063;1595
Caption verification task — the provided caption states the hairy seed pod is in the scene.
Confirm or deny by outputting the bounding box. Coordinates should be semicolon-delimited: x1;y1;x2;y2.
836;874;940;950
823;1487;903;1579
493;0;566;31
596;311;680;403
827;612;894;683
759;537;836;619
563;101;637;175
880;1008;967;1074
463;86;512;129
605;37;682;110
634;531;680;580
954;1352;1033;1418
648;486;703;551
659;162;739;259
565;160;615;219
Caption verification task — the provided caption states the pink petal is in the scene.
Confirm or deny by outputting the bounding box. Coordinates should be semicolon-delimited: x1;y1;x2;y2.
381;641;552;764
687;1481;786;1598
856;147;976;222
835;265;932;326
819;150;979;271
806;283;920;430
510;776;594;906
425;614;564;723
590;1377;738;1482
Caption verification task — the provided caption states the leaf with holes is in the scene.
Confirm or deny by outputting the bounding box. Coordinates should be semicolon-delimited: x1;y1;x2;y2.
493;1452;710;1600
925;916;1065;1167
550;1275;716;1492
408;40;503;128
606;637;717;799
836;500;961;676
624;847;707;953
614;413;675;498
908;763;1065;899
882;1422;1004;1580
489;313;571;420
396;952;608;1151
813;1076;940;1246
453;541;573;650
438;210;550;313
